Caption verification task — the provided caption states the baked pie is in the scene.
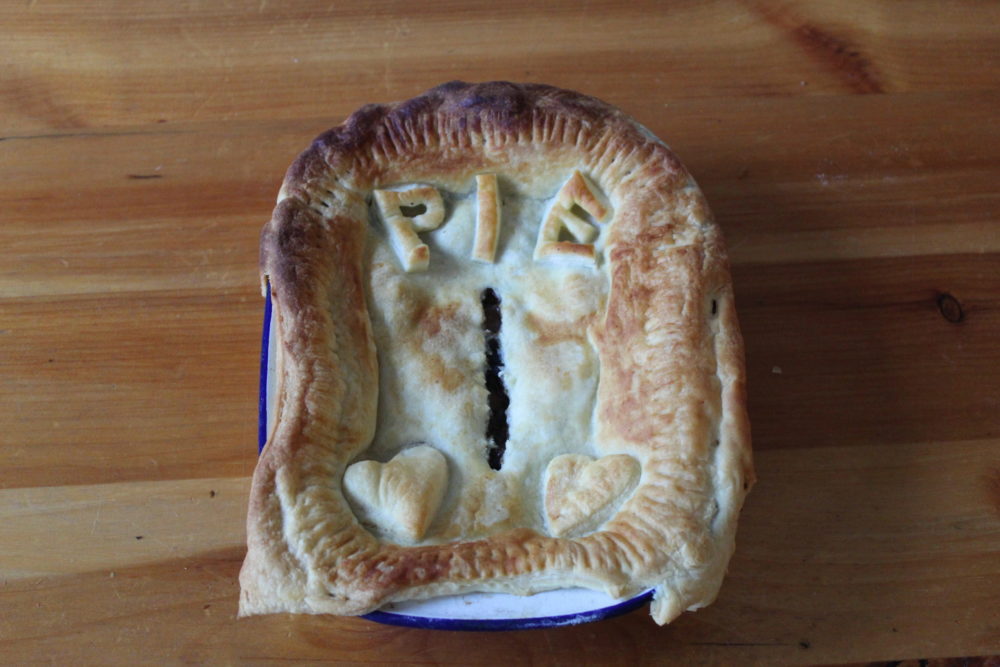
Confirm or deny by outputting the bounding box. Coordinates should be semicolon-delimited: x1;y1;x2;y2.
239;81;754;625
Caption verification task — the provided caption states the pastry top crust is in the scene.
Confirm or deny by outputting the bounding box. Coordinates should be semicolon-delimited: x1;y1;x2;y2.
240;81;754;624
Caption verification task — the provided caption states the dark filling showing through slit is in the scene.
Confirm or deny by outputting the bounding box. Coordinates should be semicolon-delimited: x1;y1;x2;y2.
482;288;509;470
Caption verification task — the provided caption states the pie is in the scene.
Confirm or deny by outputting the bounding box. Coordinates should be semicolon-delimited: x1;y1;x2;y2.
239;81;754;625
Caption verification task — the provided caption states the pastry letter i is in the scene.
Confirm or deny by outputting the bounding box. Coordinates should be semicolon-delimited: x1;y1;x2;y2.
472;174;501;263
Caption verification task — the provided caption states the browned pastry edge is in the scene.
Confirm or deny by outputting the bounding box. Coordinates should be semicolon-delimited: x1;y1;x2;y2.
240;81;755;624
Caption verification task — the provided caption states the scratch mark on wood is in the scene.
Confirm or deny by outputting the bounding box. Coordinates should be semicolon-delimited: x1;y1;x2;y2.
690;641;792;647
0;129;186;143
90;500;104;535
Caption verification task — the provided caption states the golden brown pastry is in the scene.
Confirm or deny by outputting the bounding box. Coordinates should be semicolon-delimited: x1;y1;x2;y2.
240;81;754;625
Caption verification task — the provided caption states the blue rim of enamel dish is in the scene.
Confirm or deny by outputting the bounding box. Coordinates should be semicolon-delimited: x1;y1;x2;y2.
363;589;654;631
257;283;652;629
258;286;272;454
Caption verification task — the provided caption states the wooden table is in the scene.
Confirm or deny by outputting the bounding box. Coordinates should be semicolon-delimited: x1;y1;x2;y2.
2;2;999;664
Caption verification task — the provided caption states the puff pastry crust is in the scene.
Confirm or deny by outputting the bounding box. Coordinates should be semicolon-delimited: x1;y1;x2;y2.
239;81;754;625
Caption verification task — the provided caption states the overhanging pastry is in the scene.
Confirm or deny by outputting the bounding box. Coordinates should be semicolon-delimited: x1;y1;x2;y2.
239;81;754;625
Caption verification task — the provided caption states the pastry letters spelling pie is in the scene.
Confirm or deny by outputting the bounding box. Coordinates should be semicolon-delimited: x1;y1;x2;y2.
239;82;754;624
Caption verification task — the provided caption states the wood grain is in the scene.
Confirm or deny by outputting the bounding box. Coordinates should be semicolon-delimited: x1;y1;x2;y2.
1;443;997;664
0;477;249;578
740;253;1000;451
3;1;1000;131
1;1;999;664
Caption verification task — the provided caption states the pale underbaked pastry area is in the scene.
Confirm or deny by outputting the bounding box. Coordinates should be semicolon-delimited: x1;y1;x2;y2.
240;81;754;625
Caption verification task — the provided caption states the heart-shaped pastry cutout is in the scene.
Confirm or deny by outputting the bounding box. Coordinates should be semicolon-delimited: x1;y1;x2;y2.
343;445;448;542
544;454;640;537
